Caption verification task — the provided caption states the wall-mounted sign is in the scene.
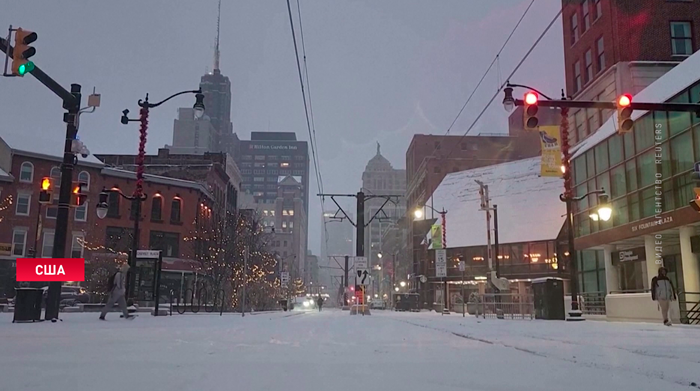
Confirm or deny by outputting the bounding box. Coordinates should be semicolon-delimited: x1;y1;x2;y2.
248;144;298;150
613;247;645;264
631;216;673;232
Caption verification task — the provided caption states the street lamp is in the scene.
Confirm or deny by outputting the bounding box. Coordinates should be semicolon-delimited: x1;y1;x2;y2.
106;88;204;304
400;281;406;287
414;204;449;313
377;252;383;259
560;188;611;320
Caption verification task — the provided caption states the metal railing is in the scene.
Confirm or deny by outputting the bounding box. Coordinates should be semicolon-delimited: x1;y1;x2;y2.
175;285;226;316
577;291;606;315
474;293;534;320
679;291;700;325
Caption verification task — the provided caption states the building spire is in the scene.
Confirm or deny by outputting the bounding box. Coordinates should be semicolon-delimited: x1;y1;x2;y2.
214;0;221;71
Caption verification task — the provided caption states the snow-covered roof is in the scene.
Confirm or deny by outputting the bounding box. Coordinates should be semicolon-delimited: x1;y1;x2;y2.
3;132;105;167
0;167;12;182
101;167;212;198
572;51;700;160
426;157;566;248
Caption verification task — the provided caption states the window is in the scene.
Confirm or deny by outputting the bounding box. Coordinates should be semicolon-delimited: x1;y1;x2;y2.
280;162;290;167
670;22;693;56
289;221;294;228
596;37;605;72
254;155;266;161
288;210;294;216
253;177;265;182
16;192;30;216
582;2;590;32
151;195;163;221
71;233;84;258
105;226;133;253
584;49;593;84
149;231;180;257
294;155;305;161
570;13;579;45
12;229;27;257
592;0;601;21
42;231;55;258
283;240;288;247
107;191;120;218
574;61;582;93
78;171;90;190
74;201;88;222
433;166;441;174
170;197;182;223
19;162;33;182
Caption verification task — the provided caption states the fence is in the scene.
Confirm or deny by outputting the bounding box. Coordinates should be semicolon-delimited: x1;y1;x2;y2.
680;291;700;325
474;293;534;320
578;292;606;315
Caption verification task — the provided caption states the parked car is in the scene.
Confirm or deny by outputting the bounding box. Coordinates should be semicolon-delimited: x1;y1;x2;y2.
41;286;91;306
370;299;386;310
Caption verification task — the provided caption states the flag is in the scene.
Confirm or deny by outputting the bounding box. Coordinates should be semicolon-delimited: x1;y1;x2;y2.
539;125;562;177
430;224;443;249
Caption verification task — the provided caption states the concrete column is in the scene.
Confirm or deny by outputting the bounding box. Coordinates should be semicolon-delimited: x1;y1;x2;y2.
603;244;619;294
644;235;662;290
478;282;486;294
679;226;700;294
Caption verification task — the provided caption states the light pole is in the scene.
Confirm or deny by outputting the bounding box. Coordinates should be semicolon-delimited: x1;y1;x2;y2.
414;205;448;312
96;89;204;303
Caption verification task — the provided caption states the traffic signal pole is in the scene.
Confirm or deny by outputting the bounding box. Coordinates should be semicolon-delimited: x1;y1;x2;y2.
1;37;84;321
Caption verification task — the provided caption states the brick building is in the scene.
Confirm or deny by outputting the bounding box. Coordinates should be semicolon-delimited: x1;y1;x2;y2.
0;139;215;299
563;0;700;97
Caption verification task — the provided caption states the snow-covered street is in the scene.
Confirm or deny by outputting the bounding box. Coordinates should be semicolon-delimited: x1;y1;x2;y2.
1;310;699;391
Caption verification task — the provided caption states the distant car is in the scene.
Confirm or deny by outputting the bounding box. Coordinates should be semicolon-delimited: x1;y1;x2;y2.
42;286;91;306
370;299;386;310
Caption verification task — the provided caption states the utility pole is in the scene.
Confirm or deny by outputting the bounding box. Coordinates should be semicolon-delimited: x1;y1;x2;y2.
493;204;500;277
344;255;349;306
476;181;494;272
241;245;249;317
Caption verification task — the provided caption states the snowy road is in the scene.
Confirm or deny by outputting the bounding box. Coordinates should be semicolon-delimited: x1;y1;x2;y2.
1;310;699;391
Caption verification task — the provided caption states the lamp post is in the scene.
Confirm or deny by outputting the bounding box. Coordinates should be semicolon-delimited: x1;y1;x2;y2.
96;89;204;303
414;204;448;313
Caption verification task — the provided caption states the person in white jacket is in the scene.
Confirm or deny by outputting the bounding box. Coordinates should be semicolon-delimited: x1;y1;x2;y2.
100;263;134;320
651;267;677;326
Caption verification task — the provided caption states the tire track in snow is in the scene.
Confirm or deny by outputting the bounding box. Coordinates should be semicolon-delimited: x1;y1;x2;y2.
394;318;697;389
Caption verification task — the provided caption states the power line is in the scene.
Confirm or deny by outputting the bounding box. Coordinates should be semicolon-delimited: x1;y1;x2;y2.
440;7;563;162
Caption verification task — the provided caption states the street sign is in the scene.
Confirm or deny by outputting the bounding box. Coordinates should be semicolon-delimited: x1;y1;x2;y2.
136;250;161;259
458;261;466;272
281;272;290;286
354;256;368;270
435;249;447;278
354;256;370;285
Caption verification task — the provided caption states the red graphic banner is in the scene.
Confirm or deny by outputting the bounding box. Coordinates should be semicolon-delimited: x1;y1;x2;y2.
16;258;85;281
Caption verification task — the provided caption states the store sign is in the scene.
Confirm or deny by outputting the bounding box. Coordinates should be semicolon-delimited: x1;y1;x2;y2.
248;144;298;150
631;216;673;232
613;247;644;263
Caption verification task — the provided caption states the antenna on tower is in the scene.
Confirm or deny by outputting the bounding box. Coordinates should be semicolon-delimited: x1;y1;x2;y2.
214;0;221;71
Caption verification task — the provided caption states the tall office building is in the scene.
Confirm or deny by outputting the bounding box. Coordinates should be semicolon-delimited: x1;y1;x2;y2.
362;143;405;270
320;210;354;295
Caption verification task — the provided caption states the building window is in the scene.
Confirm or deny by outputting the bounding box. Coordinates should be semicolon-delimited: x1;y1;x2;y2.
570;13;579;45
289;210;294;216
582;1;590;32
105;226;133;253
78;171;90;190
584;49;593;84
294;155;305;161
42;231;55;258
670;22;693;56
254;155;266;161
71;233;84;258
283;240;288;247
253;177;265;182
433;166;441;174
242;155;252;160
16;192;31;216
592;0;601;21
151;195;163;221
596;37;605;72
74;201;88;222
149;231;180;258
170;197;182;223
574;61;582;93
46;193;58;219
12;229;27;257
19;162;34;183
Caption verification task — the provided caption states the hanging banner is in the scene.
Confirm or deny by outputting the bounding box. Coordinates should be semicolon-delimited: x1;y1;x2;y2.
539;125;562;177
430;224;443;249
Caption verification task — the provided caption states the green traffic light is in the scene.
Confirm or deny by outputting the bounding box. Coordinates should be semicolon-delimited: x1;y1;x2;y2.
18;61;34;75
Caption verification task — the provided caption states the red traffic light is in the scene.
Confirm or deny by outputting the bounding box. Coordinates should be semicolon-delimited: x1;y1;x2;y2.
524;92;538;105
617;94;632;107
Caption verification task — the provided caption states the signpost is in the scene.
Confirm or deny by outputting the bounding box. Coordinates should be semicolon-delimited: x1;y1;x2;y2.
355;256;369;286
435;250;447;278
136;249;163;316
281;272;290;287
459;261;466;317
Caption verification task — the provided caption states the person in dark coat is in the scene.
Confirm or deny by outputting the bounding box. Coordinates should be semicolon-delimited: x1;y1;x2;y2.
651;267;677;326
316;296;324;312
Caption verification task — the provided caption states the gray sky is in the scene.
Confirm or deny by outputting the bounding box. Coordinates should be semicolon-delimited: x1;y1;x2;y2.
1;0;564;255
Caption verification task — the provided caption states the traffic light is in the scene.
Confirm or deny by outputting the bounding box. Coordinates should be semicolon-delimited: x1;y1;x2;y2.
71;182;88;207
690;188;700;213
11;28;37;76
523;91;539;130
38;177;52;204
616;94;634;134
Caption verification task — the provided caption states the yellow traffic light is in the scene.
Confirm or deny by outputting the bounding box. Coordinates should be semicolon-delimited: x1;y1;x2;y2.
38;176;52;204
11;28;37;76
616;94;634;134
690;187;700;213
523;92;539;131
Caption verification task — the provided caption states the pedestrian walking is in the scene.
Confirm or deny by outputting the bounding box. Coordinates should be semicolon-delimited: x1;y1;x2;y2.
99;264;134;320
316;296;324;312
651;267;677;326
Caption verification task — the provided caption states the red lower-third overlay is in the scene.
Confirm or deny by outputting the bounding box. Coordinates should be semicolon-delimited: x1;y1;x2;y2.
16;258;85;281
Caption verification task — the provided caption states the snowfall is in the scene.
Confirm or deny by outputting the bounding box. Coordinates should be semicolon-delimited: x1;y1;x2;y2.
1;310;699;391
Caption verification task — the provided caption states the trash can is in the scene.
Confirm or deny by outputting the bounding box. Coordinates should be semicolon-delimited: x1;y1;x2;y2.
279;299;288;312
13;288;43;323
532;277;565;320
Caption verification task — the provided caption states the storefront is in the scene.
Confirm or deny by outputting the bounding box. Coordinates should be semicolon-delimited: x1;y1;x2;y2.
571;59;700;323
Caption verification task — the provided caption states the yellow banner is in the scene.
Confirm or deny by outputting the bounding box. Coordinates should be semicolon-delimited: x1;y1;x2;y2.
539;125;562;177
430;224;443;250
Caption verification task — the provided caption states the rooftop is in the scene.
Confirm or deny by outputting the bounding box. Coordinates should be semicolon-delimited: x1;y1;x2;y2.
2;133;105;167
101;167;212;199
426;157;565;248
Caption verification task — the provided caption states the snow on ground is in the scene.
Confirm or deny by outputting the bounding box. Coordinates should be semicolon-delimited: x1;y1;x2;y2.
1;310;698;391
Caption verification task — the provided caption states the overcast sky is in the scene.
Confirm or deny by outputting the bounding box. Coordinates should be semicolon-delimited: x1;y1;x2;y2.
1;0;564;256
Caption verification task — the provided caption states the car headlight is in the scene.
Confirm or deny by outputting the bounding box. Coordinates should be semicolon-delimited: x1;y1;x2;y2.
303;301;310;307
